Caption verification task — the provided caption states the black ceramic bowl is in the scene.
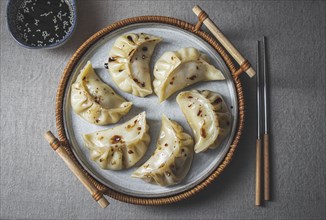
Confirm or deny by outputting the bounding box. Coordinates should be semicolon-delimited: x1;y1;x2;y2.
6;0;77;49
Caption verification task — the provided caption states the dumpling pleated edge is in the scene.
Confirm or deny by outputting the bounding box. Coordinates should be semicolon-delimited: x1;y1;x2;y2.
82;112;151;170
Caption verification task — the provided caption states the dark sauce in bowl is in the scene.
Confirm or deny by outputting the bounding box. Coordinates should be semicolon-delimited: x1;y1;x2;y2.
11;0;75;48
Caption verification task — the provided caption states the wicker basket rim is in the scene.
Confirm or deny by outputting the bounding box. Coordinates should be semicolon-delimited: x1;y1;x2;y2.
55;15;245;205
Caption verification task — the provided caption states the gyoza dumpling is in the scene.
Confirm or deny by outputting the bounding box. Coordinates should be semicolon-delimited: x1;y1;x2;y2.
132;115;194;186
83;112;150;170
108;33;162;97
176;90;231;153
153;47;224;102
71;61;132;125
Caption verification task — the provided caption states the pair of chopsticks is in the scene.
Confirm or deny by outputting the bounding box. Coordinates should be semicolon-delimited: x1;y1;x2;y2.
255;37;270;206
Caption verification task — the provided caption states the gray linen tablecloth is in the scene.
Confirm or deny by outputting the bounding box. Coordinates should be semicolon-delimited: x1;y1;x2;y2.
0;1;325;219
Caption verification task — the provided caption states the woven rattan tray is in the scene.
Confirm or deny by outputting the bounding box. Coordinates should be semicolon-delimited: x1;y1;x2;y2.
46;6;253;207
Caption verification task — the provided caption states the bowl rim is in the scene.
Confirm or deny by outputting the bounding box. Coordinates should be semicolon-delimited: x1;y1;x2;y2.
6;0;77;49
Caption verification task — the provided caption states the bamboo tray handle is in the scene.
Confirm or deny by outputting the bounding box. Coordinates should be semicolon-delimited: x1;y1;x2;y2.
44;131;109;208
192;5;256;78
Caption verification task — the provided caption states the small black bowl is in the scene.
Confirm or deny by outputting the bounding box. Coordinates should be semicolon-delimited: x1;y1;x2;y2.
6;0;77;49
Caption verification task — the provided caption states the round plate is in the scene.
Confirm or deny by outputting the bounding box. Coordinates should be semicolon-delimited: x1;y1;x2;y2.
62;22;238;198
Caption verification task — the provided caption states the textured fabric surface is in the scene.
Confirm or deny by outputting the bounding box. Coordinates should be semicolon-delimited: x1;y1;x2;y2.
0;1;325;219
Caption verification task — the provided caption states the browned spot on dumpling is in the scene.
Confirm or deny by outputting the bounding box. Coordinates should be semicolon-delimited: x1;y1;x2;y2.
189;75;197;80
110;135;124;144
128;150;134;154
188;96;193;99
142;47;148;52
137;127;141;130
133;78;145;87
213;97;222;104
197;110;202;117
164;143;168;146
126;119;138;129
128;49;135;56
159;163;165;168
127;35;134;43
94;96;101;104
200;127;207;138
108;57;117;62
169;76;175;85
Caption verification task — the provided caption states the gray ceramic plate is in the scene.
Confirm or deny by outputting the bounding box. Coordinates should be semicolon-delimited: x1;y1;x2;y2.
63;23;238;198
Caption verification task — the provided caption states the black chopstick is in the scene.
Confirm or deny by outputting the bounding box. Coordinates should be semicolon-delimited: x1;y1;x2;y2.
263;36;270;201
255;40;262;206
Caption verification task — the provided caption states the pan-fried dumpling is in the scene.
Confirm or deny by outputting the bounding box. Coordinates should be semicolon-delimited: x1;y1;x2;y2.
153;47;224;102
108;33;162;97
83;112;150;170
176;90;231;153
71;61;132;125
132;115;194;186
